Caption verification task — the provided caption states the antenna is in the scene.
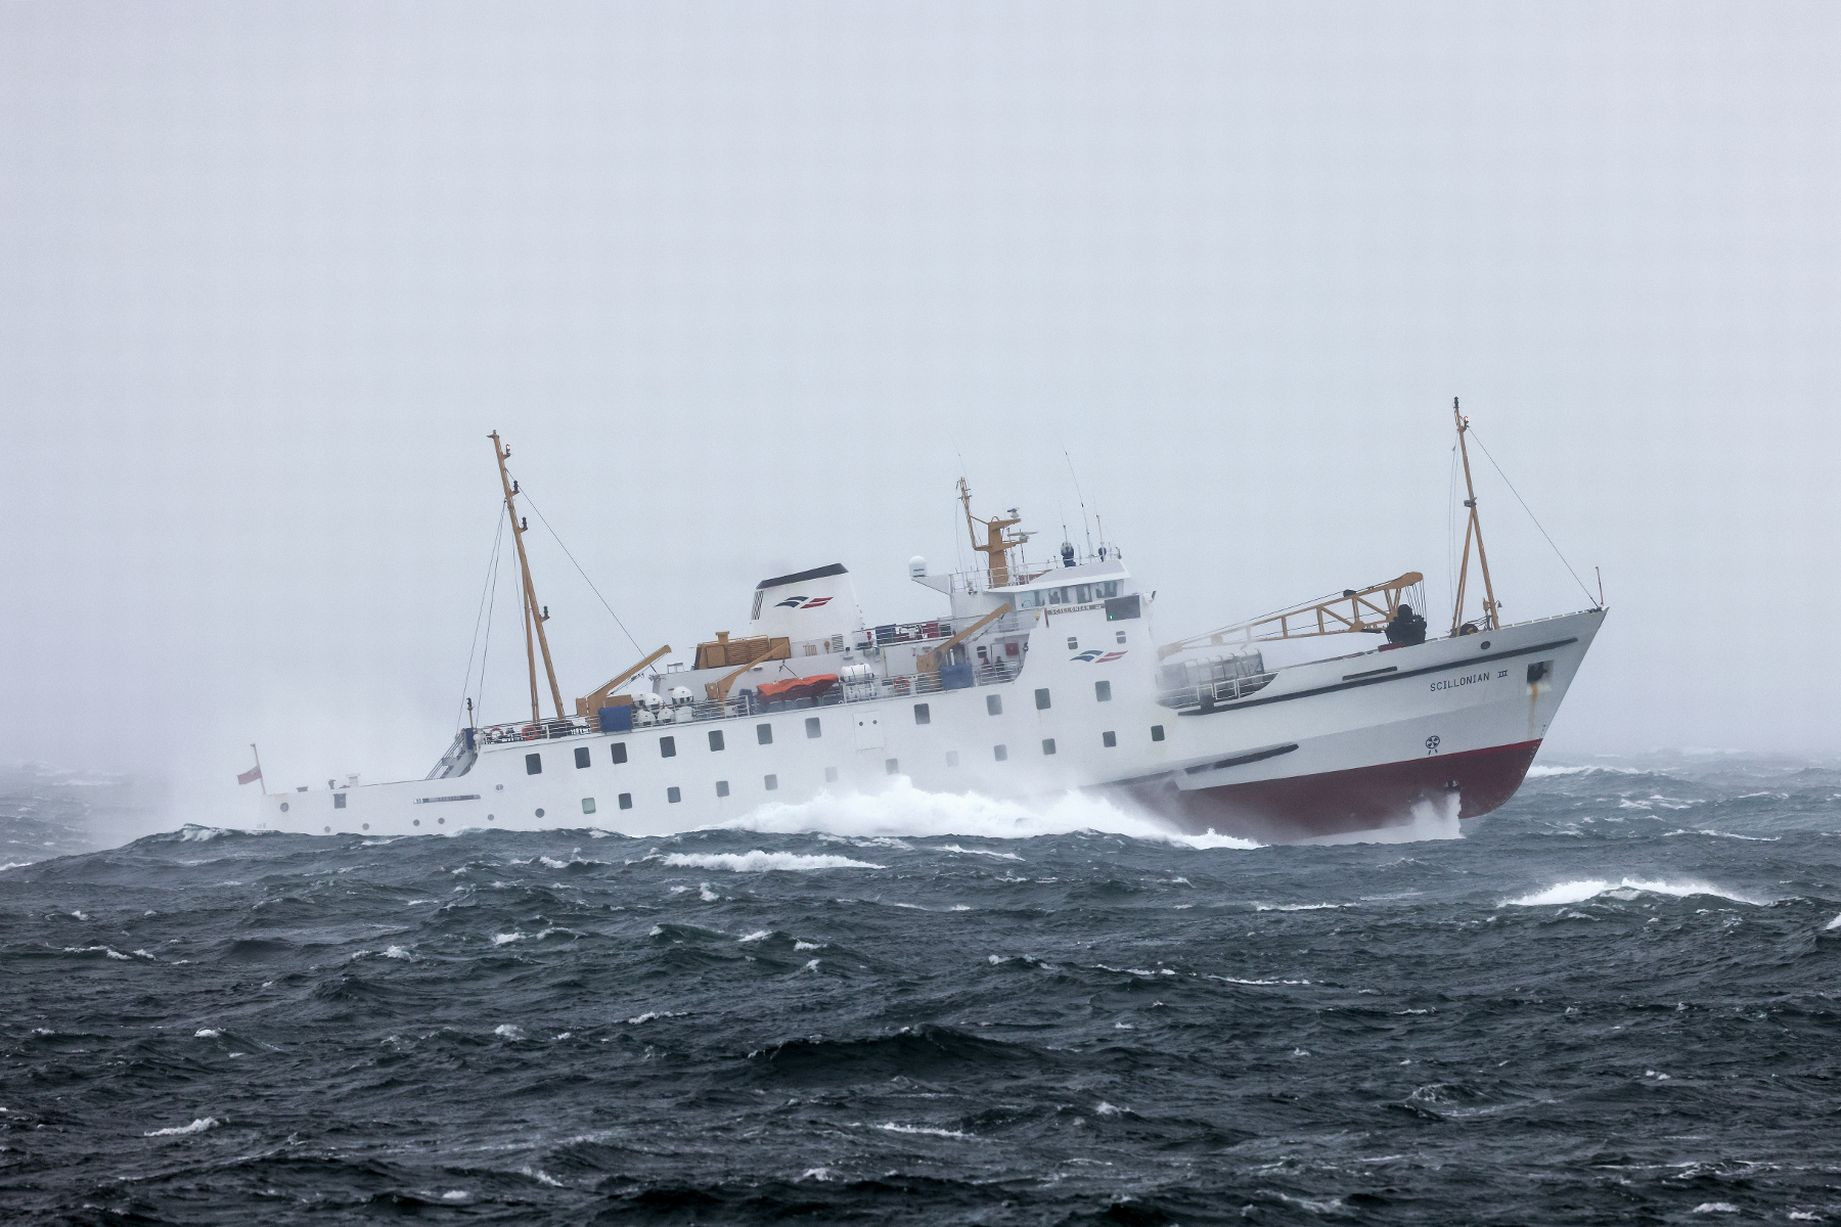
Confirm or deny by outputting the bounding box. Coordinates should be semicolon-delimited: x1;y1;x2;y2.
1063;448;1094;558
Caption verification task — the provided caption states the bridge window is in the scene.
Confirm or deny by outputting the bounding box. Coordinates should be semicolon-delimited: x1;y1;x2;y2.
805;717;822;739
610;742;627;764
574;746;591;769
709;729;725;752
525;753;542;775
660;736;676;758
618;793;632;810
1035;688;1052;710
994;744;1008;762
757;723;773;745
716;780;730;798
1151;724;1165;742
913;703;930;726
986;695;1002;716
1103;730;1117;748
581;797;596;814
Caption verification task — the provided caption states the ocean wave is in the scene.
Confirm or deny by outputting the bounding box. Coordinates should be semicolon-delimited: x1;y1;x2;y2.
144;1117;219;1137
1503;878;1774;908
657;851;885;872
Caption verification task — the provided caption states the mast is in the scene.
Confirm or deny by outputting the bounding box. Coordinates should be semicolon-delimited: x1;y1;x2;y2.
490;431;565;723
1448;399;1501;634
957;477;1026;589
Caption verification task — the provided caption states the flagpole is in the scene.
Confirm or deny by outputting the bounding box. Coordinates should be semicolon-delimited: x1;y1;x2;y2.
251;742;266;796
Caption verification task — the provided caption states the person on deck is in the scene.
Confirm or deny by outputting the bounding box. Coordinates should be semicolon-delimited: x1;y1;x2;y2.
1385;603;1428;647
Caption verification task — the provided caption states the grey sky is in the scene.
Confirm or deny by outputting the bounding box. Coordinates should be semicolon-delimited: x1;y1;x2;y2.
3;3;1837;797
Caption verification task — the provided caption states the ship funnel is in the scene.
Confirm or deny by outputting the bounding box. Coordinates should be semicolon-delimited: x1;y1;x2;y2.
748;562;862;643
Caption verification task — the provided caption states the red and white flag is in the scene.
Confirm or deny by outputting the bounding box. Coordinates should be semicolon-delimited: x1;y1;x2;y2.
236;762;262;786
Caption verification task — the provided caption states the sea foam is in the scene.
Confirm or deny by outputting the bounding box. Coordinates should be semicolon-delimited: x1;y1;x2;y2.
658;851;884;872
1503;878;1773;907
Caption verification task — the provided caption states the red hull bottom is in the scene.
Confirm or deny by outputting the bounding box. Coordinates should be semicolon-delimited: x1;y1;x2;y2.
1109;739;1544;842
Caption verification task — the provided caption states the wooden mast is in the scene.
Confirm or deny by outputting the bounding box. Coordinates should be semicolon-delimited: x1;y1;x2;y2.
957;477;1025;588
1449;399;1501;635
490;432;565;724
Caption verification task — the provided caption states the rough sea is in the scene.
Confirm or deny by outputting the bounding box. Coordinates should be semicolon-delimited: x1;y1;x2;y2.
3;755;1839;1225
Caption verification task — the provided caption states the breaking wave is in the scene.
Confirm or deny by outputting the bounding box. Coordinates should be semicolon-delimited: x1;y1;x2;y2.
1502;878;1775;907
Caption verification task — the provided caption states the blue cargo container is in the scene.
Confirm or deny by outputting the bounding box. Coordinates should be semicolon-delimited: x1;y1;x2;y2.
598;706;634;733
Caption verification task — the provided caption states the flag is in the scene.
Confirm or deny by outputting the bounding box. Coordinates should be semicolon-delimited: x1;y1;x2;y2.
236;763;262;786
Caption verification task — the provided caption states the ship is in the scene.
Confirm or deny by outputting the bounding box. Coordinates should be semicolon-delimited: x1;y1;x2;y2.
250;402;1605;842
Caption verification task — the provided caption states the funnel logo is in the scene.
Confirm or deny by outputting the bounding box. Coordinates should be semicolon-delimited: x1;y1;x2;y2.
1071;650;1126;663
774;595;833;609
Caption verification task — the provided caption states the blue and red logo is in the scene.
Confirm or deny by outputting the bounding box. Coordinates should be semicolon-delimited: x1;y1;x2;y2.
775;595;833;609
1071;649;1126;663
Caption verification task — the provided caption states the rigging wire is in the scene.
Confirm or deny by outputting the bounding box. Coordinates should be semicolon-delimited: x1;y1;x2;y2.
1446;442;1460;622
456;506;507;730
1466;426;1599;608
514;485;647;656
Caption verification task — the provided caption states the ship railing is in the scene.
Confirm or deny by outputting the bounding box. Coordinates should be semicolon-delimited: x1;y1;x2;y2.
1155;671;1278;711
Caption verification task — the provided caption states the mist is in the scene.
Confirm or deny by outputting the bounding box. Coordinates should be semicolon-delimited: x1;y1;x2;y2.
3;3;1837;816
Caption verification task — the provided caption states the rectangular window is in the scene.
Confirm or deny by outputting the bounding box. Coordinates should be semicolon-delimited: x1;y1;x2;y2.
1095;680;1112;702
525;752;542;775
986;694;1003;716
660;736;676;758
764;774;779;791
804;717;822;739
1103;730;1117;748
757;722;773;745
1151;724;1165;742
1066;636;1078;650
994;744;1008;762
333;792;347;809
716;780;730;798
885;758;899;775
667;786;681;804
913;702;930;726
945;749;959;767
1104;594;1142;622
610;742;627;764
1035;688;1052;710
1042;738;1056;756
708;729;725;752
574;746;591;769
1115;630;1127;644
581;797;597;815
824;766;838;782
618;792;632;810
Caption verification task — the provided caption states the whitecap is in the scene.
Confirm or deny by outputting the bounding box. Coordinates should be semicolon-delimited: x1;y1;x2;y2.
624;1010;685;1025
1255;902;1346;913
145;1117;219;1137
1094;1102;1125;1117
1503;878;1773;908
794;940;821;951
1691;1204;1737;1214
738;930;772;943
933;844;1024;861
873;1122;975;1139
520;1167;564;1188
658;851;884;873
1824;914;1841;931
494;1024;526;1041
194;1028;220;1039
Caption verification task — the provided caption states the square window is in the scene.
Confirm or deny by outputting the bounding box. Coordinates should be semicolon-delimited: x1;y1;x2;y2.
716;780;730;798
1066;636;1078;650
885;758;899;775
574;746;591;769
1042;738;1056;756
709;729;725;752
610;742;627;764
1103;730;1117;748
618;792;633;810
1151;724;1166;742
805;717;822;739
1095;680;1112;702
757;722;773;745
667;786;681;803
581;797;597;814
986;694;1003;716
994;744;1008;762
333;792;346;809
1035;688;1052;710
913;702;930;726
525;752;543;775
945;750;959;767
764;774;779;791
660;736;676;758
824;766;838;783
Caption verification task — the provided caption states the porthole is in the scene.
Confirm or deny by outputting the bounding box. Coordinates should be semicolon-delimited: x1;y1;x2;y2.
362;822;370;830
495;783;504;791
323;825;331;834
535;807;546;819
1480;640;1492;650
487;813;495;821
437;816;445;825
412;818;420;827
280;801;290;813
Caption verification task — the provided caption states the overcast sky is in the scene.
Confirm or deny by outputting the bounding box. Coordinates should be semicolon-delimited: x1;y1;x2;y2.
2;3;1837;800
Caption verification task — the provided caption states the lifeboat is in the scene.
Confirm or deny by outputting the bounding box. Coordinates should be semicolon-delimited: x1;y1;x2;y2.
757;674;839;705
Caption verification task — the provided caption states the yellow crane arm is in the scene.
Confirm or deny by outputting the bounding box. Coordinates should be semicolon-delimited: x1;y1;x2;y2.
705;642;781;703
1158;572;1424;658
573;645;672;716
919;602;1014;673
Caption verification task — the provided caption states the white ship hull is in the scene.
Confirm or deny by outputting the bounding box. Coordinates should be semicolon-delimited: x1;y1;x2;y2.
253;608;1603;843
